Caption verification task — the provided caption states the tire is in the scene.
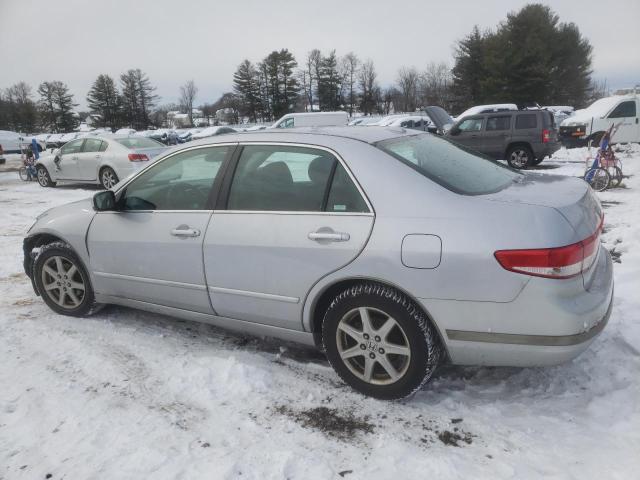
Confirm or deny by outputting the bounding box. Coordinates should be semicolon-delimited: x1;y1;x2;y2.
100;167;119;189
322;283;442;400
36;165;56;187
608;166;623;187
584;167;610;192
32;242;100;317
589;132;604;149
506;145;534;169
531;157;544;166
18;166;28;181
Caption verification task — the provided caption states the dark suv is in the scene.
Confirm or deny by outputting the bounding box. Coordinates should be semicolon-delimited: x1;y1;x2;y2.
445;110;560;168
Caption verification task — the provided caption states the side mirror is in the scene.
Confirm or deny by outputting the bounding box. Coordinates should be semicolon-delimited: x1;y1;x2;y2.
93;190;116;211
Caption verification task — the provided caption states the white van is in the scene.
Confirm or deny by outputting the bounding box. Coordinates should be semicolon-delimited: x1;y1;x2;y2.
271;111;348;129
0;130;46;153
560;94;639;146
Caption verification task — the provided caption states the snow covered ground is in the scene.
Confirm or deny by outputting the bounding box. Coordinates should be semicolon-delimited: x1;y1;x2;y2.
1;146;639;479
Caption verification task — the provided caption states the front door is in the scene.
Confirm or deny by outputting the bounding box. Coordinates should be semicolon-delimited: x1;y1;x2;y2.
204;144;374;330
87;145;233;313
450;116;484;151
607;100;638;143
55;138;85;180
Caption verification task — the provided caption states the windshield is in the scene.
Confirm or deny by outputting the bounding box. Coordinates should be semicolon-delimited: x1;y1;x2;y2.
376;134;521;195
115;137;164;149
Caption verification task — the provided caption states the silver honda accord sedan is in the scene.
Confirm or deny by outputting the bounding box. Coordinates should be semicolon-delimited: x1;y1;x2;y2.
23;127;613;400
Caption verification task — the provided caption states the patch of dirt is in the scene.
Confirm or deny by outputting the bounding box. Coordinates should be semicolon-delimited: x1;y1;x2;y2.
437;429;474;447
609;248;622;264
275;405;374;441
13;298;34;306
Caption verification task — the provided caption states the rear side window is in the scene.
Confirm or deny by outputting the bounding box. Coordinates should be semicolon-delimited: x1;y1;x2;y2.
377;134;520;195
515;114;537;129
227;145;369;212
457;118;483;132
608;101;636;118
82;138;103;153
486;116;511;131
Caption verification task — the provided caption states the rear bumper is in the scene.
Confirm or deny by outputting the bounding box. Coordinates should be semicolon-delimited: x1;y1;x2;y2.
534;141;561;159
423;245;614;366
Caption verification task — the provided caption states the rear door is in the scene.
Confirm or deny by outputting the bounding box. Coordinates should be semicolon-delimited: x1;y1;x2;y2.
203;143;374;330
87;144;234;313
482;115;512;158
76;137;104;180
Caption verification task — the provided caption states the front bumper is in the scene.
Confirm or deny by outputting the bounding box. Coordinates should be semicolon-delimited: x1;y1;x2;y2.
423;245;614;366
559;126;589;147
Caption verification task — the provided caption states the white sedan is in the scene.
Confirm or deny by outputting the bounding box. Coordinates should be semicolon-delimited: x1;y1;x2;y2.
35;135;167;189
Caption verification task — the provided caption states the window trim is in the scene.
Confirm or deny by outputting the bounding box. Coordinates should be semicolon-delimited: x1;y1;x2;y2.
216;141;374;216
112;142;238;213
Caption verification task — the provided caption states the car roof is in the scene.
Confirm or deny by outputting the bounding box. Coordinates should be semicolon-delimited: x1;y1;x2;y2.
187;126;415;148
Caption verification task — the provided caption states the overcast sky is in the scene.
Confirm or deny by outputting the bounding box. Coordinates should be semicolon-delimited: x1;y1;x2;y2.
1;0;639;110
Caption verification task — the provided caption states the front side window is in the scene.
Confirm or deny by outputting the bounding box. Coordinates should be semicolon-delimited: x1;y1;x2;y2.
61;139;84;155
608;101;636;118
515;114;537;129
120;146;229;211
277;118;295;128
457;118;483;132
227;145;368;212
376;133;520;195
486;116;511;131
83;138;103;153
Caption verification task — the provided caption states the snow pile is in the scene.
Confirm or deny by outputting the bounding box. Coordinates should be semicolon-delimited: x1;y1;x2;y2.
0;146;639;479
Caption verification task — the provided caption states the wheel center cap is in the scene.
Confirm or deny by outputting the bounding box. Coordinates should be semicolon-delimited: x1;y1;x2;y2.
367;341;378;352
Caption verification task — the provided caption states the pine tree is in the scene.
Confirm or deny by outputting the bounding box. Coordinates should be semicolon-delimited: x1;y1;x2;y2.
233;60;262;122
119;69;158;129
259;49;299;120
87;74;121;130
451;26;486;110
37;81;77;132
318;50;341;111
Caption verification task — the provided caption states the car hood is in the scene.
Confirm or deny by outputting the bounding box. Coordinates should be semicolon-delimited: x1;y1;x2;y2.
424;106;455;133
482;173;602;239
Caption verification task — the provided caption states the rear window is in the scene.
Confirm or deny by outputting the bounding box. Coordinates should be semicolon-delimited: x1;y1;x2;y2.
515;114;537;129
115;137;164;149
376;134;520;195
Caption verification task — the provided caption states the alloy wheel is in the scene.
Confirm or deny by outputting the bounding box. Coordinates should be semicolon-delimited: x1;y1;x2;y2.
509;149;529;168
37;168;49;186
40;255;86;309
101;169;117;189
336;307;411;385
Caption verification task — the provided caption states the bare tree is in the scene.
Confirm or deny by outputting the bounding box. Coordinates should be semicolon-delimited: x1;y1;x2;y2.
358;59;378;115
340;52;359;116
420;62;452;109
396;66;420;112
306;49;322;111
179;79;198;125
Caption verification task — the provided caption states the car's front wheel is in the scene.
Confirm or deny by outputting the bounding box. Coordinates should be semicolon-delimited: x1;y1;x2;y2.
322;283;442;400
100;167;119;189
33;242;99;316
36;166;56;187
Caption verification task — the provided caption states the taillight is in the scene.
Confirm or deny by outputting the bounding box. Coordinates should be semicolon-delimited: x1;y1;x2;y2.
542;129;551;143
495;215;604;279
128;153;149;162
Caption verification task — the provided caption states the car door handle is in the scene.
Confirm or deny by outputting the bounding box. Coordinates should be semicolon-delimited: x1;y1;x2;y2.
171;226;201;237
308;231;350;242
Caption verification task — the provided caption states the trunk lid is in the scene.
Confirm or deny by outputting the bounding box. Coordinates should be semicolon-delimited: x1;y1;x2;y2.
483;173;604;289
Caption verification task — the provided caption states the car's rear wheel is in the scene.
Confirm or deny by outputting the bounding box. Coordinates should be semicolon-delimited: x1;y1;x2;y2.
33;242;99;317
322;283;441;400
36;166;56;187
506;145;533;169
100;167;119;189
